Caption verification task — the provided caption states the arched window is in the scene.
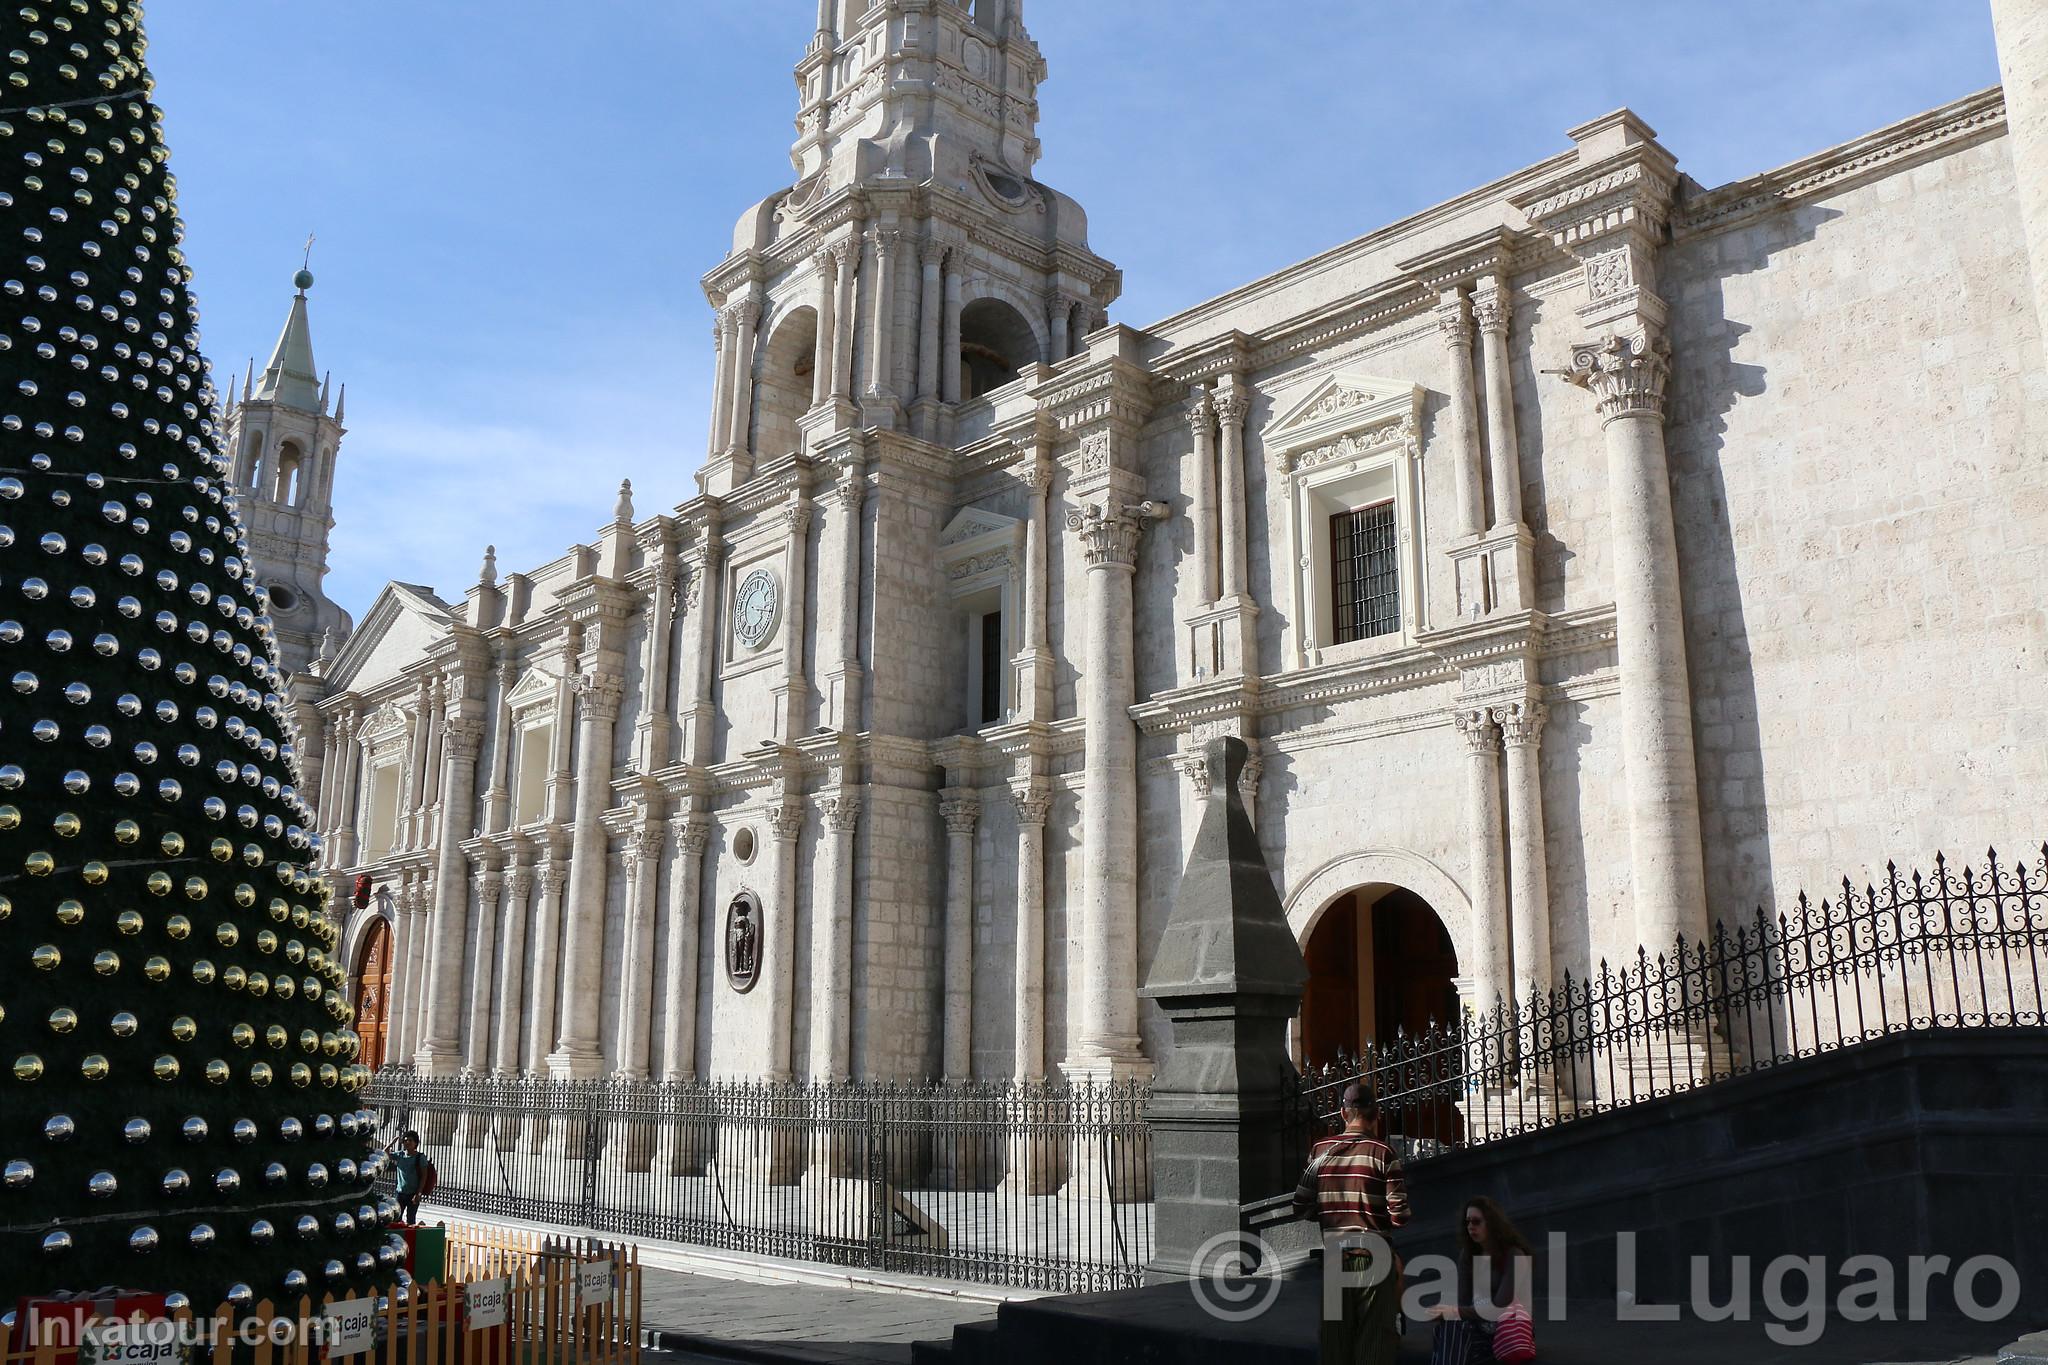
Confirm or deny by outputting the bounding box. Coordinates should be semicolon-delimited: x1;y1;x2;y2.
274;440;304;505
958;298;1037;400
752;305;819;461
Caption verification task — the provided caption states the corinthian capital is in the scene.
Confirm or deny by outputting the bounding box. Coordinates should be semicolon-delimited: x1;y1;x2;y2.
1493;699;1547;748
939;792;980;837
830;236;861;272
734;296;762;329
1436;297;1474;350
1211;391;1249;427
1186;389;1216;434
1454;706;1499;753
1066;500;1167;569
1560;329;1672;424
575;671;625;721
1472;291;1509;338
442;715;484;759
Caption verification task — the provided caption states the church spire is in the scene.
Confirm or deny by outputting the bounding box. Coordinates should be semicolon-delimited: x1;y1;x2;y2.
252;267;322;412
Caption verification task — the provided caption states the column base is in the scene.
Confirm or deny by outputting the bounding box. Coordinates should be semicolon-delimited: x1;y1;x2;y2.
545;1044;605;1080
821;664;865;735
1185;596;1259;681
860;391;903;431
801;398;861;449
1450;525;1535;619
908;395;945;442
1057;1053;1153;1203
698;449;755;498
1010;647;1054;725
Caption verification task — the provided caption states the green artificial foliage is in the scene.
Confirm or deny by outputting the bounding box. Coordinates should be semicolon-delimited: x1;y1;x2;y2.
0;0;395;1306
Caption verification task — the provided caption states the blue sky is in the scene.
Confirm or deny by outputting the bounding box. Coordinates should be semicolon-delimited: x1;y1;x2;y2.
145;1;2000;616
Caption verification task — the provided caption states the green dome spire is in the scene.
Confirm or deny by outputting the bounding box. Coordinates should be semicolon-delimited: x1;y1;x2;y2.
1;0;393;1305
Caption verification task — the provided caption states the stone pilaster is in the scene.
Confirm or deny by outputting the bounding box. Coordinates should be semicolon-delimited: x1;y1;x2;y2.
614;820;667;1079
1455;706;1508;1022
708;306;736;459
1495;700;1552;1004
547;670;624;1078
1067;498;1168;1075
388;886;419;1064
463;858;505;1074
830;237;860;403
939;790;980;1080
679;520;724;768
1009;785;1052;1082
523;856;567;1076
764;794;806;1082
725;294;762;466
1186;389;1219;607
482;653;515;833
823;464;866;732
772;494;812;741
493;856;533;1075
1213;380;1251;601
661;813;711;1082
941;249;964;405
1013;442;1056;721
1466;278;1536;614
415;713;482;1074
809;790;861;1080
810;246;837;408
862;227;902;426
634;542;679;771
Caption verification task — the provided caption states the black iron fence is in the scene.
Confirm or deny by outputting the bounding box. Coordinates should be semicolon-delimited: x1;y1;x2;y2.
1296;844;2048;1159
365;1072;1153;1293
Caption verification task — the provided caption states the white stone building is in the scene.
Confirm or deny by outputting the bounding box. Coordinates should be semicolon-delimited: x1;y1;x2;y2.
259;1;2048;1087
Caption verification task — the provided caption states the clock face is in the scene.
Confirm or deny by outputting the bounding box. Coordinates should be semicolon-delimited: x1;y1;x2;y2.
733;567;781;651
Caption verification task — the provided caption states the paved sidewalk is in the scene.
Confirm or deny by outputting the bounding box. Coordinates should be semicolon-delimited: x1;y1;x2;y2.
637;1265;994;1364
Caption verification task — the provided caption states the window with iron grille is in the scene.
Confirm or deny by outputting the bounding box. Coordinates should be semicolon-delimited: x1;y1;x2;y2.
1330;501;1400;643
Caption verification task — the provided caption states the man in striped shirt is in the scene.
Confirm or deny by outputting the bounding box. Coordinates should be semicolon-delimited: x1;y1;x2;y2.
1294;1083;1410;1363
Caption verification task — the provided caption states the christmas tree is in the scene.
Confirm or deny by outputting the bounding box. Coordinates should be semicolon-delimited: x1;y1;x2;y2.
1;0;396;1305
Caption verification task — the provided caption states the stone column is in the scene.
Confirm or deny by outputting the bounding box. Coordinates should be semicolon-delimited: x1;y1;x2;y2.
1994;0;2048;343
940;790;980;1080
492;859;533;1074
708;308;735;459
918;240;945;401
941;252;963;404
313;723;339;831
613;822;666;1079
864;227;900;414
402;682;431;846
416;716;482;1074
523;858;566;1076
1186;389;1218;606
1565;332;1708;954
420;680;447;831
811;248;836;407
1455;707;1508;1026
660;815;710;1081
333;711;361;867
1016;453;1054;721
463;860;504;1073
1474;281;1523;528
809;791;860;1080
482;655;516;833
1437;289;1486;538
1069;500;1168;1071
830;238;859;402
681;529;724;766
1496;700;1552;1005
1048;291;1070;362
764;798;805;1081
724;295;761;462
635;553;678;772
1213;382;1251;601
1010;786;1051;1081
547;672;623;1077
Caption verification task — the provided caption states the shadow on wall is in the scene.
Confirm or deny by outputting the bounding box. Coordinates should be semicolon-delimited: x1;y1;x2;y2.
1667;200;1842;926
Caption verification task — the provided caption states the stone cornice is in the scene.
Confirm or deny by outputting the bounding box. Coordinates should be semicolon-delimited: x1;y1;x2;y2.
1673;86;2005;240
1131;602;1618;736
1395;226;1527;296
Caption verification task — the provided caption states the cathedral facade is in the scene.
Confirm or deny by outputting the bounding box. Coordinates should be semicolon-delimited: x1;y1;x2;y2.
250;1;2048;1087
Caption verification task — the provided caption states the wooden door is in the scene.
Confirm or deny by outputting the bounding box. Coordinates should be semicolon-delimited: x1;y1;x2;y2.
354;915;393;1071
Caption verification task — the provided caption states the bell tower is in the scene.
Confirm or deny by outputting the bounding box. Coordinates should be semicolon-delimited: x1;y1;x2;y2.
698;0;1121;493
224;267;354;675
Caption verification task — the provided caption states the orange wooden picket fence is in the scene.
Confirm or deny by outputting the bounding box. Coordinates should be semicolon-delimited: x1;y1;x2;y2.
5;1222;641;1365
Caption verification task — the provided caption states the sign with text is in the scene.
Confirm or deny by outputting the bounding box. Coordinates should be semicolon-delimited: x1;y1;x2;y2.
320;1299;377;1357
465;1279;508;1331
577;1259;614;1309
79;1319;183;1365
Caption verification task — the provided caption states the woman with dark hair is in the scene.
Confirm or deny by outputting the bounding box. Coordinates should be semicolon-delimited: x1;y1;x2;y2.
1426;1196;1535;1364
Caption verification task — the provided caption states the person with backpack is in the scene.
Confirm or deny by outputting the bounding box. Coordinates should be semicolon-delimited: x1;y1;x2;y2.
1293;1082;1411;1364
387;1129;437;1224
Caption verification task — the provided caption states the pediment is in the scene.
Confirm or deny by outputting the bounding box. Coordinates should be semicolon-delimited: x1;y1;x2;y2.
1267;372;1422;450
360;700;408;741
505;666;559;713
323;581;456;694
940;506;1021;549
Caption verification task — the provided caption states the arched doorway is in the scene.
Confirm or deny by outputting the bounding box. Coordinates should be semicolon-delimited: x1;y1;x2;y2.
352;915;394;1071
958;297;1037;398
1299;887;1460;1068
